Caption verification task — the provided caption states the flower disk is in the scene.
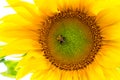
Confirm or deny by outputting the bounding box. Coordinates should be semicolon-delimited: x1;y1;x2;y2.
39;9;102;70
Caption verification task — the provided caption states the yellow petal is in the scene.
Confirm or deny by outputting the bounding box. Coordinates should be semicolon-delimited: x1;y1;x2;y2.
61;71;73;80
6;0;41;23
86;62;106;80
103;68;120;80
16;51;50;79
96;7;120;29
78;70;88;80
91;0;120;14
1;14;30;25
0;39;40;56
72;71;80;80
33;0;58;16
95;45;120;68
35;67;61;80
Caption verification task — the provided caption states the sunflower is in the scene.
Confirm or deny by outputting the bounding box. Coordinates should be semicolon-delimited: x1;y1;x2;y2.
1;0;120;80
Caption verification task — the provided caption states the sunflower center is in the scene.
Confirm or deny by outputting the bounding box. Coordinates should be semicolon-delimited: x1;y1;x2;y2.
39;9;102;70
48;18;92;63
